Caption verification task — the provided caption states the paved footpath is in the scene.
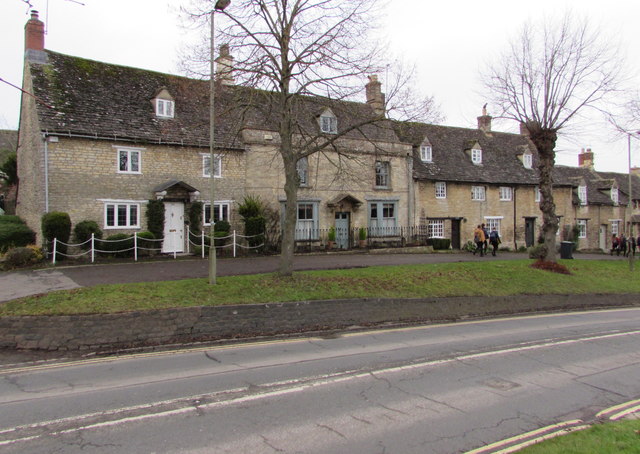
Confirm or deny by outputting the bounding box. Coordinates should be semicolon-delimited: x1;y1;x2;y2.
0;250;618;303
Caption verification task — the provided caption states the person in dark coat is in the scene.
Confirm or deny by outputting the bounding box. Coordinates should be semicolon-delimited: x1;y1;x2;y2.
630;235;637;257
473;225;485;257
489;228;501;256
481;223;489;255
620;234;628;257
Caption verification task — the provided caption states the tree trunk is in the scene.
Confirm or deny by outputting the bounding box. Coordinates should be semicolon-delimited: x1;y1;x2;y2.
530;128;559;262
279;156;299;276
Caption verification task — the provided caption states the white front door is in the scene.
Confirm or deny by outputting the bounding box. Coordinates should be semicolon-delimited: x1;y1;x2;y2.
162;202;185;253
599;225;607;251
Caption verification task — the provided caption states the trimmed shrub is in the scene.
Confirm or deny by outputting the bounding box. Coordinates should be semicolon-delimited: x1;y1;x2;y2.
245;216;265;249
73;220;103;249
3;246;43;268
42;211;71;257
0;220;36;253
214;219;230;234
0;215;24;224
189;201;203;236
99;233;134;258
146;199;165;240
427;238;451;250
528;244;547;260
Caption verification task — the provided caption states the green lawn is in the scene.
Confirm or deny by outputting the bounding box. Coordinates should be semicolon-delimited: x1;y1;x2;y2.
1;259;639;316
517;419;640;453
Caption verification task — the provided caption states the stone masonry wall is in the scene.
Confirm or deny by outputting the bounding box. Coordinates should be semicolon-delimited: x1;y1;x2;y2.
0;294;637;351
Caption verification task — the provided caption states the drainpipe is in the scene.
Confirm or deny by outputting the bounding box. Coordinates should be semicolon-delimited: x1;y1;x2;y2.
43;133;49;212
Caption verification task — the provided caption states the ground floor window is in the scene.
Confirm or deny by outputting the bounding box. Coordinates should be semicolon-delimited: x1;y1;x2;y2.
104;202;140;229
485;217;502;236
203;202;230;226
295;202;319;240
369;201;398;236
577;219;587;238
428;219;444;238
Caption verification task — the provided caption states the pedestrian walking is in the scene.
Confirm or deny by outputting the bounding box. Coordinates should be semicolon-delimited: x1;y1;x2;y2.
611;235;619;255
620;234;628;257
489;228;501;256
473;225;486;256
481;223;489;255
630;235;637;257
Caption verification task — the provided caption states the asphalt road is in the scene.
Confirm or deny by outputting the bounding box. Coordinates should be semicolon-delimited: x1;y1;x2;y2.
0;308;638;453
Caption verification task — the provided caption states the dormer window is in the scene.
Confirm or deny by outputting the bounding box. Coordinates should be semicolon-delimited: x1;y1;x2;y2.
523;153;533;169
156;99;175;118
611;187;619;205
471;148;482;164
319;110;337;134
578;185;587;205
420;145;432;162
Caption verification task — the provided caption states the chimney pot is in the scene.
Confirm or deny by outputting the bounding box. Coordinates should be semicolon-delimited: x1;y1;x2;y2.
25;10;45;52
477;106;492;133
365;75;385;117
578;148;595;169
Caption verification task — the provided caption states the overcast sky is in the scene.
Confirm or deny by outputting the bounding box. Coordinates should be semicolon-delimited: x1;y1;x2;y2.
1;0;639;172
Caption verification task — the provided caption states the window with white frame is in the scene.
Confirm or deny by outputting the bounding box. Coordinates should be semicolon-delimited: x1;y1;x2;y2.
202;154;222;178
295;202;319;240
577;219;587;238
117;148;141;174
369;201;397;236
471;185;485;201
499;186;513;201
420;145;433;162
104;202;140;229
611;220;620;235
435;181;446;199
578;185;587;205
319;113;337;134
375;161;390;188
471;148;482;164
523;153;533;169
428;219;444;238
297;156;308;186
535;186;541;202
156;99;175;118
611;188;619;205
485;218;501;236
203;202;230;226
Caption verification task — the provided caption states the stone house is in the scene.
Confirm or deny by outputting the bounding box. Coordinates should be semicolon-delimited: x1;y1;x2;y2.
15;12;640;253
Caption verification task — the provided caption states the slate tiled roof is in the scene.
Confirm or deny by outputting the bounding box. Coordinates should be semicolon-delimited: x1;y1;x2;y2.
553;165;640;206
28;51;399;148
394;122;542;185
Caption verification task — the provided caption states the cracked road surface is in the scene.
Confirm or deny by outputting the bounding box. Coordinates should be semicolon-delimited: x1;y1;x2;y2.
0;308;639;453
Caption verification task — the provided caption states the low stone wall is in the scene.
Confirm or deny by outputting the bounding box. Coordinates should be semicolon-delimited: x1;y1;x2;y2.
0;294;638;351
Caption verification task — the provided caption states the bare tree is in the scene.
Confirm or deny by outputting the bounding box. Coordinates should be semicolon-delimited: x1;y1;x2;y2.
183;0;440;276
482;14;622;262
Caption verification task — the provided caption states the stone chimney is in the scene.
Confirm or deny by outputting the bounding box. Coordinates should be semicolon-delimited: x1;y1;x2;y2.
477;104;492;133
365;75;385;116
519;122;530;137
24;10;47;64
631;167;640;177
578;148;594;169
215;44;234;86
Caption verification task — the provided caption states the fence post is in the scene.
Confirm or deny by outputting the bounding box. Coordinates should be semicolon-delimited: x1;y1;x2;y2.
233;230;237;258
52;238;57;265
134;232;138;262
173;231;177;259
201;231;205;259
91;233;95;263
186;228;190;254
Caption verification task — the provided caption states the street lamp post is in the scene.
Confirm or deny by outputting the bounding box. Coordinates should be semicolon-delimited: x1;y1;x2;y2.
209;0;230;285
628;131;640;272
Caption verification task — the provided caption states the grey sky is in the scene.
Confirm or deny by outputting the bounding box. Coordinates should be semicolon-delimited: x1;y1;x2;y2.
1;0;639;171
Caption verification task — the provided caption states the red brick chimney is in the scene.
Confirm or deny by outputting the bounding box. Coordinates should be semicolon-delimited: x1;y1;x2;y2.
25;10;45;52
578;148;594;169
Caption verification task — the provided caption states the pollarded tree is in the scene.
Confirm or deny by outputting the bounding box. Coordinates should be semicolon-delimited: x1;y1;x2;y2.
482;14;622;262
183;0;440;276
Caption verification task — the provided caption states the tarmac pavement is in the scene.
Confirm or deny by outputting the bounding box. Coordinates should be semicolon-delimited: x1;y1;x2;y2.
0;250;619;303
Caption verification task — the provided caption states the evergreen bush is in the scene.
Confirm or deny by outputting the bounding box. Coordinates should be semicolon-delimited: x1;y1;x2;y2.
189;202;203;236
73;220;103;249
41;211;71;257
0;219;35;253
146;200;165;240
100;233;133;258
3;246;41;268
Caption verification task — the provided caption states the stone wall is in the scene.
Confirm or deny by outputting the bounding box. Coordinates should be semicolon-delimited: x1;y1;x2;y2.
0;294;637;352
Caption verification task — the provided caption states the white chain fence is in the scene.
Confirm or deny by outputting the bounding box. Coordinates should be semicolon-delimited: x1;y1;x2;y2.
50;229;265;264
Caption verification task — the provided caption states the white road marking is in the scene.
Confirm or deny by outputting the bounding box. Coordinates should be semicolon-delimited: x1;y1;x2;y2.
1;329;639;446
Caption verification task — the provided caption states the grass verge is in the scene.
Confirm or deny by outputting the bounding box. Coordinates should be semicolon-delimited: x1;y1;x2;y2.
1;259;639;316
517;419;640;453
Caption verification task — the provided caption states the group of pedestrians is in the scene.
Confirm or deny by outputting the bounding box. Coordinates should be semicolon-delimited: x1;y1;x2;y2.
611;233;638;257
473;223;501;257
